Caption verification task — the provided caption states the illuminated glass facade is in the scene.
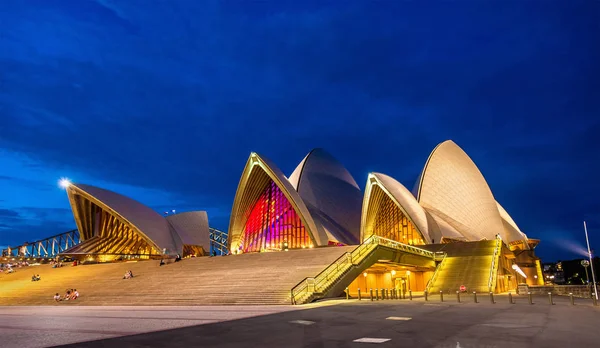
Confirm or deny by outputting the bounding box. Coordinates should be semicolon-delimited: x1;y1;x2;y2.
368;186;425;245
241;181;310;252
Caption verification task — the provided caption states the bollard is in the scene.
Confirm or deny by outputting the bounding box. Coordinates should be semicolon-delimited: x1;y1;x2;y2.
424;290;428;301
489;292;495;304
402;289;406;300
358;288;362;301
387;289;390;300
548;292;554;305
456;291;461;303
393;288;396;300
346;288;349;300
508;292;514;304
569;293;574;305
375;288;379;301
440;290;444;302
528;292;533;305
381;288;385;300
409;289;413;300
473;291;478;303
593;295;598;306
370;288;373;301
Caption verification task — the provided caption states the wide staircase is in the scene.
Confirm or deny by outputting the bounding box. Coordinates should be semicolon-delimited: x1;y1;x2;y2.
0;246;355;306
290;236;439;304
423;240;500;294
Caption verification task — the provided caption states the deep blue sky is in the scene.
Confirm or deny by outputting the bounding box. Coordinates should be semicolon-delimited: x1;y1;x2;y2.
1;1;599;261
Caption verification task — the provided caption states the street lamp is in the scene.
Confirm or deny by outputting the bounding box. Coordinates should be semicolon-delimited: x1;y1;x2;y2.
581;260;590;284
58;178;71;189
584;221;598;300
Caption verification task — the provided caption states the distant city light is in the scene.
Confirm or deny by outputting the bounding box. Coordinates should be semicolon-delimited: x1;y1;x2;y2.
59;178;71;189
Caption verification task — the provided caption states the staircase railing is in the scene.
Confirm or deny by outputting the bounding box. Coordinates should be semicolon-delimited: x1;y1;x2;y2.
425;252;447;293
290;236;440;304
487;238;502;292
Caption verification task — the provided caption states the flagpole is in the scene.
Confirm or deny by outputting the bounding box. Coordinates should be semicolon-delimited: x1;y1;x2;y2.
584;221;598;300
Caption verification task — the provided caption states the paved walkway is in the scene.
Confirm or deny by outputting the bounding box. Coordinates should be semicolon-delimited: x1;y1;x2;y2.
1;296;599;348
0;305;299;348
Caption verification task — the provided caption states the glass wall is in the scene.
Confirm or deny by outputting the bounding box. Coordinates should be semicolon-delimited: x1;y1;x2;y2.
241;181;310;252
368;186;424;245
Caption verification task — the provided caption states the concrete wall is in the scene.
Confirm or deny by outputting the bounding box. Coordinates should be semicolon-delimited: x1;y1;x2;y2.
523;284;593;298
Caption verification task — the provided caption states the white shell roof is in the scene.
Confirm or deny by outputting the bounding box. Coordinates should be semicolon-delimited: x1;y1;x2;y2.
166;211;210;249
415;140;505;241
369;172;431;243
496;201;529;243
290;148;362;244
70;183;180;253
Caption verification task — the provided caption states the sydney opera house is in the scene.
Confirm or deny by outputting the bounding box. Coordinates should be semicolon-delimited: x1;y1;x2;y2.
4;140;544;302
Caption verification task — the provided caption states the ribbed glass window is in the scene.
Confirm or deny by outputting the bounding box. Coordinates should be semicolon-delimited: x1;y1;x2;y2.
241;181;309;252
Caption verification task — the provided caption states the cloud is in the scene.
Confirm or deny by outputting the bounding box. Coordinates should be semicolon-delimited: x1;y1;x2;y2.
0;1;598;259
0;209;20;218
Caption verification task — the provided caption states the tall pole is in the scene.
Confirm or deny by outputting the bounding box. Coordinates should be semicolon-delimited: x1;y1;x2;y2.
584;221;598;300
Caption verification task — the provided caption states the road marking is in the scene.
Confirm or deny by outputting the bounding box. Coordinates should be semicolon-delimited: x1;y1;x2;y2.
353;337;391;343
289;320;315;325
481;323;530;329
424;304;442;306
386;316;412;321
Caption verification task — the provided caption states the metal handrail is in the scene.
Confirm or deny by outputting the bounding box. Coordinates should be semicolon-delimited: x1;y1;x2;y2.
290;236;441;304
487;238;502;292
425;253;446;293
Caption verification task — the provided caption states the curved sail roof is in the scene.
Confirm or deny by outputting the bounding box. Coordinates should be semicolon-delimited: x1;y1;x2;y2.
415;140;505;241
227;152;326;251
361;172;431;243
166;211;210;250
289;148;361;244
496;202;529;244
66;183;180;254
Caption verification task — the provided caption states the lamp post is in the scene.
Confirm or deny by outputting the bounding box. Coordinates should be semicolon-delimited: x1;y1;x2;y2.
581;260;590;284
584;221;598;300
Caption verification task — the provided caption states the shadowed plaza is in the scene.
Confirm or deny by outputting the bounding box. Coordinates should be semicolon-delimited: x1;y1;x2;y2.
1;297;599;348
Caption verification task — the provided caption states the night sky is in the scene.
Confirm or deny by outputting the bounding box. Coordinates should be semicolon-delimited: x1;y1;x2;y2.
1;1;599;262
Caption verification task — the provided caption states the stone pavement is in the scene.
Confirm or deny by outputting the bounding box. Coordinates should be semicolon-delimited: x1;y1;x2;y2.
0;305;299;348
1;295;599;348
